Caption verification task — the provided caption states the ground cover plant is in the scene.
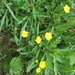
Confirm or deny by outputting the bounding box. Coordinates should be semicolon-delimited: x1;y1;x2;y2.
0;0;75;75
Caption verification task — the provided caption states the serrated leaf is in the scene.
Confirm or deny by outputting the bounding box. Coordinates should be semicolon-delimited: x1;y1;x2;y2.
10;57;23;74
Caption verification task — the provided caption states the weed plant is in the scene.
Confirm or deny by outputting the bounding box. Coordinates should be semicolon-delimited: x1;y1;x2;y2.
0;0;75;75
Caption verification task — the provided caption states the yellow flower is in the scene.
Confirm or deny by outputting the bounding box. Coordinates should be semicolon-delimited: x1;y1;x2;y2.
39;61;46;69
14;28;17;31
35;36;42;44
45;32;52;41
22;30;28;38
35;60;38;63
64;4;70;13
36;67;41;73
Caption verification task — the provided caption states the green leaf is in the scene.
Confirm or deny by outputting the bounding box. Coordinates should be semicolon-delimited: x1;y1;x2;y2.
4;55;12;70
37;22;39;36
14;35;19;46
10;36;19;46
10;37;15;43
55;22;75;33
50;36;61;49
53;55;58;75
45;68;50;75
6;73;10;75
69;53;75;65
10;57;23;74
18;16;27;25
33;7;36;20
4;2;19;21
26;59;36;73
0;13;6;31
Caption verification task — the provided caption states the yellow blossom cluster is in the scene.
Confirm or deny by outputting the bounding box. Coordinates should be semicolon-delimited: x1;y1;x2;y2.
21;30;53;44
35;32;53;44
36;61;47;73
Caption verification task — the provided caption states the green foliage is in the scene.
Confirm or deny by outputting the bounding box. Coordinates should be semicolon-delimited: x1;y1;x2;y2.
4;55;12;70
0;0;75;75
69;52;75;65
26;59;37;73
10;57;23;75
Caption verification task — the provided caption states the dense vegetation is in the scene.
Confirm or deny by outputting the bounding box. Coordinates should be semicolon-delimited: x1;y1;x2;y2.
0;0;75;75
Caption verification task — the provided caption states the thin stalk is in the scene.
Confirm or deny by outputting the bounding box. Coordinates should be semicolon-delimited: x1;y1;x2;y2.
53;55;57;75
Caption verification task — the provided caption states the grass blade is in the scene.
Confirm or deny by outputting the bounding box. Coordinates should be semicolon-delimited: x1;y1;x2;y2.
4;2;19;21
0;13;6;31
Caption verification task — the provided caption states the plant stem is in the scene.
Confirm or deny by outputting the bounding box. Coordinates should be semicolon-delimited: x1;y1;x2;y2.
53;55;57;75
